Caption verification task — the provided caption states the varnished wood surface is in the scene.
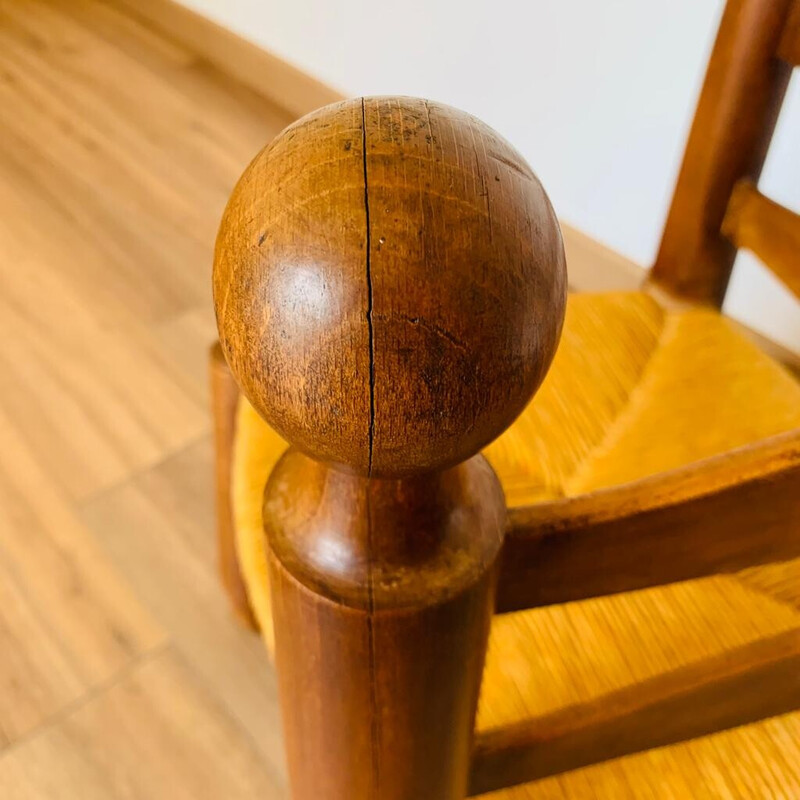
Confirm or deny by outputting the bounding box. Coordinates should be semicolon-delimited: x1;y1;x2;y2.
497;429;800;612
722;179;800;300
469;628;800;795
214;96;567;797
214;97;567;478
779;0;800;64
266;451;505;799
649;0;794;306
0;0;292;796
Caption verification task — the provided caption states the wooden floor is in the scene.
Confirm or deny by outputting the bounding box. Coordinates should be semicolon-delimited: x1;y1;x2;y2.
0;0;293;795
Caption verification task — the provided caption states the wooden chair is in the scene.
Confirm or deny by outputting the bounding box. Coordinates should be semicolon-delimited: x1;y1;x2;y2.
211;0;800;796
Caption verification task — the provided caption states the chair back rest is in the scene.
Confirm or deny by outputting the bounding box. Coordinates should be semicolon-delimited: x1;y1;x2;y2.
650;0;800;306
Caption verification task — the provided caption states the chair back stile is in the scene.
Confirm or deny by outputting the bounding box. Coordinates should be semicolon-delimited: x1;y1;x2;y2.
649;0;799;306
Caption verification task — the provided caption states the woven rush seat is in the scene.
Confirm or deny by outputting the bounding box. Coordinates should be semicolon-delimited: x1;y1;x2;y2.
230;289;800;797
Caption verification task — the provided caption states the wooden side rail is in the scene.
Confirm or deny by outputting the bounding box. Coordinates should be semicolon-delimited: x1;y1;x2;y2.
469;628;800;795
212;97;567;800
722;180;800;300
496;428;800;613
649;0;794;306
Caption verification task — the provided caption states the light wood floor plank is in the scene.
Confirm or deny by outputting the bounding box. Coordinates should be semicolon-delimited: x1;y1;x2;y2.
0;0;292;499
0;0;291;780
0;646;285;800
80;438;288;786
0;405;166;746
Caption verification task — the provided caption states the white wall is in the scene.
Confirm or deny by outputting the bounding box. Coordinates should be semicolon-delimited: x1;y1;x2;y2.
182;0;800;350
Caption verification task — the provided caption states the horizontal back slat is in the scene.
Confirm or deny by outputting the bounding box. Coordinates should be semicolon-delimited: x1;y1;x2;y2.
722;180;800;300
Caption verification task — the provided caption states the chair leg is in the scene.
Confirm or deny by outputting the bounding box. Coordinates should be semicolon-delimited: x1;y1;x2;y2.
264;450;505;800
209;341;258;630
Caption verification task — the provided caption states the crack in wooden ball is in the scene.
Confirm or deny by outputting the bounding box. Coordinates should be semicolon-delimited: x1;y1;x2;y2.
213;96;567;477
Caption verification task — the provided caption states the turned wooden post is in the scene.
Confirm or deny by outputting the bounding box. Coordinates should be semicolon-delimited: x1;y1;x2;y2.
213;97;566;799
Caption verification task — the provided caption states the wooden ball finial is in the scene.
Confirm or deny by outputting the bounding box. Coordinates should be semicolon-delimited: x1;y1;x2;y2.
214;97;567;477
